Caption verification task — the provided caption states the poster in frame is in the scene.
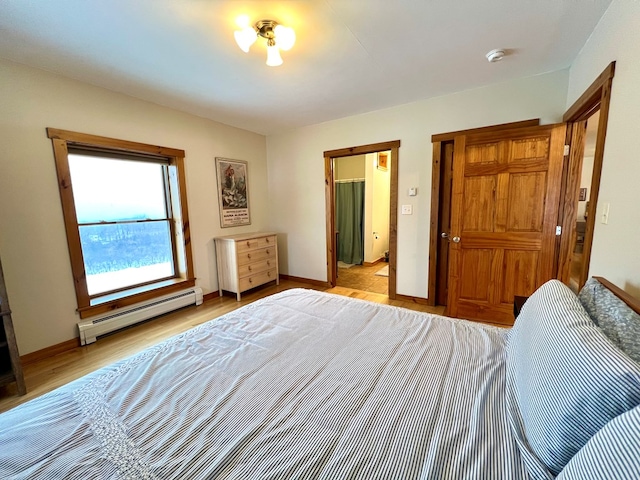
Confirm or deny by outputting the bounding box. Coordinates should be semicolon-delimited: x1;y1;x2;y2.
377;152;389;171
215;157;251;228
579;187;588;201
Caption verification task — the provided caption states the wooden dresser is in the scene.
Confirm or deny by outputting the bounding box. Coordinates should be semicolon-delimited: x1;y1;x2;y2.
215;232;279;300
0;256;26;396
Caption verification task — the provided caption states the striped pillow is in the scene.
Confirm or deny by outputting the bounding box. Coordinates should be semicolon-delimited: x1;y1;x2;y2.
557;406;640;479
506;280;640;476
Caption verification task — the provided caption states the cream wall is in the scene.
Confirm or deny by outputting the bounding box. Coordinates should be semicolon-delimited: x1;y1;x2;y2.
363;152;390;264
334;154;365;180
267;70;569;298
566;0;640;296
369;152;390;263
0;59;268;355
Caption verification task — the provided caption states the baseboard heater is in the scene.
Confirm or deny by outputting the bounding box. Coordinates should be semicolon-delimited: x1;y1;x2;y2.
78;287;204;345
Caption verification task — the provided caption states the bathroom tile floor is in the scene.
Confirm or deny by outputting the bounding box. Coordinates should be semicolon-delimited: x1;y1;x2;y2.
336;262;388;295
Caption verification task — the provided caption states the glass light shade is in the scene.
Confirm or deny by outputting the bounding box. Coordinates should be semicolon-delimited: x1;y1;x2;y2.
266;44;283;66
274;25;296;51
235;15;251;28
234;27;257;53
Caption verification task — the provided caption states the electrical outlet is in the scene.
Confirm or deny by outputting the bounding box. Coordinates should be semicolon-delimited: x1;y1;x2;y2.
401;205;412;215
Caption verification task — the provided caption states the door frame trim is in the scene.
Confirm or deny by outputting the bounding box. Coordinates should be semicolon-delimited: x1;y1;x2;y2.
427;119;541;306
557;61;615;288
324;140;400;299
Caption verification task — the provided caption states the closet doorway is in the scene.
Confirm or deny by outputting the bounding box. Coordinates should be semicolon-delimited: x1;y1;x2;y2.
324;141;400;299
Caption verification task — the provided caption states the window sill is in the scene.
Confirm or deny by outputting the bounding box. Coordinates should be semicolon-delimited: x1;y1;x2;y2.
77;278;196;319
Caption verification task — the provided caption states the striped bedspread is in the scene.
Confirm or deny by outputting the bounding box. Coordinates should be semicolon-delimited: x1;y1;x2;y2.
0;289;531;479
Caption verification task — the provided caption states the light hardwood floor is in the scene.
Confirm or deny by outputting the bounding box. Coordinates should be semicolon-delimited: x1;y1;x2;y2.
0;279;445;413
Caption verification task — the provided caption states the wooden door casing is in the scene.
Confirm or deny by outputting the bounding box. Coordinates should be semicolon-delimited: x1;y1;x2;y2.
447;124;566;325
435;143;454;305
324;140;401;299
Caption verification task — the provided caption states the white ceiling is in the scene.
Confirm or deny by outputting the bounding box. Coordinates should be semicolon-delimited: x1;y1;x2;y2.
0;0;612;135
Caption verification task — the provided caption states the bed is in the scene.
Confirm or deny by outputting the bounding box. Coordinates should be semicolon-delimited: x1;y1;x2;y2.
1;278;639;479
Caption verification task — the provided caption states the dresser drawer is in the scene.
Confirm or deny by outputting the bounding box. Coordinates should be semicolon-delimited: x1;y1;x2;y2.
215;232;279;301
238;258;276;278
239;268;278;292
237;246;276;266
236;235;276;253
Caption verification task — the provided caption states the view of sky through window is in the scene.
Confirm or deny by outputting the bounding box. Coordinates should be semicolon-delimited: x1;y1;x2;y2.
68;154;175;295
69;155;167;223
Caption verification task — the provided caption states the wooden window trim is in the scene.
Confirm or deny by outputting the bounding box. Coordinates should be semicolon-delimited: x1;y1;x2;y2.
47;128;195;319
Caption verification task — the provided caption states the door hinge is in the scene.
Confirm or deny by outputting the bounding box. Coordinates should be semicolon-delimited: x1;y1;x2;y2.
556;225;562;236
563;145;570;156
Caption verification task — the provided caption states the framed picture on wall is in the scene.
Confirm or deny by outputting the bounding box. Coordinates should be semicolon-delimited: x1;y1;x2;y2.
579;187;588;201
215;157;251;228
377;152;388;171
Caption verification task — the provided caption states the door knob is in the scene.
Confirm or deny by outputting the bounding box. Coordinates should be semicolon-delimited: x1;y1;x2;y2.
452;236;461;243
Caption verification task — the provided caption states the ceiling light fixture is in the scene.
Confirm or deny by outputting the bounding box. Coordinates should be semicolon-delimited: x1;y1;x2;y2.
486;49;506;63
234;17;296;67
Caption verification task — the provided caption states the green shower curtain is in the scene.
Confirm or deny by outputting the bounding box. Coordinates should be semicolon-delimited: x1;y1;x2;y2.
335;180;365;265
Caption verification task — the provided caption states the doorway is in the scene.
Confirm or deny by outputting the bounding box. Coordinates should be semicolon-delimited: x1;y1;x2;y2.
428;119;542;307
445;123;567;324
427;62;615;315
568;110;600;292
324;140;400;299
334;152;391;295
557;62;615;291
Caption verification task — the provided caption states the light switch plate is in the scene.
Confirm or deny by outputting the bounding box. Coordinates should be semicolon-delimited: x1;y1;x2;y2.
408;187;417;196
401;205;412;215
601;203;610;224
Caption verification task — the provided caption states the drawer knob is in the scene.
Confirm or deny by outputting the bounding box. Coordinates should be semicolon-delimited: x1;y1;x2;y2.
266;249;270;254
266;237;270;243
267;261;270;266
248;266;252;271
247;254;251;259
247;241;251;247
249;278;253;284
267;272;271;277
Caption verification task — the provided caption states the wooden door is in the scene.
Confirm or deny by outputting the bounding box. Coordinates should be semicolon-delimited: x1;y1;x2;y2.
435;143;454;305
447;124;566;325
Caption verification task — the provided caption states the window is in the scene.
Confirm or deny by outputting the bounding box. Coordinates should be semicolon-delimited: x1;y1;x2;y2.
48;129;195;319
